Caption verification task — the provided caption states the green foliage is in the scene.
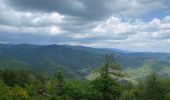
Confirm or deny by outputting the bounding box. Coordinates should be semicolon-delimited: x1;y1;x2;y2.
92;76;121;100
120;90;136;100
99;54;124;78
9;85;29;100
165;92;170;100
1;51;170;100
0;80;10;100
91;54;123;100
1;69;35;87
144;72;165;100
133;72;165;100
64;80;88;100
124;60;170;81
55;71;65;96
0;68;170;100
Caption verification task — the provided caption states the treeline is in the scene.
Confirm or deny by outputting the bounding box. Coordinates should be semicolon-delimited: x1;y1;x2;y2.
0;54;170;100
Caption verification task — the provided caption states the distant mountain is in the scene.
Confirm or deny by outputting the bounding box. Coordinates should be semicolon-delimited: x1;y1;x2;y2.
0;43;170;80
0;44;104;78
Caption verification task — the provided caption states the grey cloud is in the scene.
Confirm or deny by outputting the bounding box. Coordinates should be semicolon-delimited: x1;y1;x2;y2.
5;0;102;20
5;0;166;20
0;0;170;52
0;0;167;34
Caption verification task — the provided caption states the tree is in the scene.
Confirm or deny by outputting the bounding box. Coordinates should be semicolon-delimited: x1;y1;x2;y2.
64;80;87;100
1;69;17;86
120;90;136;100
55;71;64;96
100;54;124;78
15;70;35;88
9;85;29;100
0;80;10;100
92;54;123;100
51;71;68;100
165;92;170;100
144;72;165;100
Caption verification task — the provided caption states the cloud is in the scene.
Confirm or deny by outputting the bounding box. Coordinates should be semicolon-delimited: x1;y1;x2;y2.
0;8;64;27
4;0;167;20
77;15;169;52
0;1;65;35
92;16;170;40
0;0;170;52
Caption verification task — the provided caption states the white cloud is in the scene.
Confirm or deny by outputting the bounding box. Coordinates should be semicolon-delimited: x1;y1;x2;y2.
0;0;170;52
49;26;63;35
163;16;170;23
93;15;170;39
0;2;65;36
32;12;64;26
0;9;64;27
0;0;65;35
106;0;165;17
73;15;169;52
93;17;140;35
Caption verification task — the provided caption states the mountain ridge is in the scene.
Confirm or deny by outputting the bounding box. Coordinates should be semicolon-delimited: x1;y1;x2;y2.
0;43;170;79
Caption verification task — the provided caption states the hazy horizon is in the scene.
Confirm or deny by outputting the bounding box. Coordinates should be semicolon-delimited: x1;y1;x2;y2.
1;42;170;53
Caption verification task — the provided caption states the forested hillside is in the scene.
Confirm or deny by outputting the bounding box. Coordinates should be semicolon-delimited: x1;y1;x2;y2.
1;43;170;80
0;44;103;78
0;54;170;100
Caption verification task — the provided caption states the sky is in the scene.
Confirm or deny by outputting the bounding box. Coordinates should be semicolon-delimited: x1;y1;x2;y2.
0;0;170;52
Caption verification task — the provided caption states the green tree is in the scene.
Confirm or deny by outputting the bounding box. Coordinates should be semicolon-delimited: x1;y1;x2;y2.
9;85;29;100
165;92;170;100
1;69;17;86
144;72;165;100
55;71;64;95
51;71;68;100
64;80;87;100
93;54;123;100
15;70;35;88
0;80;10;100
120;90;136;100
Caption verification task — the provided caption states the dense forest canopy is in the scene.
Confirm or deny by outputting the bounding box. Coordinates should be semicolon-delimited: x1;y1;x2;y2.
0;54;170;100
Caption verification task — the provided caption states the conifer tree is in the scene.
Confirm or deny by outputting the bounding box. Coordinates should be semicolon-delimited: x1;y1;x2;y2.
144;72;164;100
93;54;124;100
